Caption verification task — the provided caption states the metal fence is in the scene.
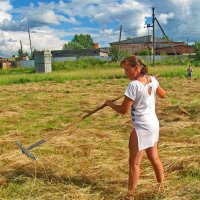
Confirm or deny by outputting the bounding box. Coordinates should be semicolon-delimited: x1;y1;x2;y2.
18;60;35;68
16;55;190;68
17;56;112;68
139;55;189;62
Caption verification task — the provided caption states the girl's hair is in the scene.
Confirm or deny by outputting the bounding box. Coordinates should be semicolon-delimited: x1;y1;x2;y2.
120;55;148;76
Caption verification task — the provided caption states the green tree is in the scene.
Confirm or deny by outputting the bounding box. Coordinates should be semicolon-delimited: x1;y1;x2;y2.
158;35;173;42
18;48;23;58
16;49;28;61
109;46;131;61
136;49;152;56
63;41;84;50
63;34;94;50
126;36;132;40
195;42;200;60
191;42;200;66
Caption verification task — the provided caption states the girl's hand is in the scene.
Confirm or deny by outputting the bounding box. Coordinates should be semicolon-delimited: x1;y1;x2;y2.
105;100;114;107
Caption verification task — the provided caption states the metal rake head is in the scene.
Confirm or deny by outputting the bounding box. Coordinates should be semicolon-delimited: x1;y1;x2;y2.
16;141;38;160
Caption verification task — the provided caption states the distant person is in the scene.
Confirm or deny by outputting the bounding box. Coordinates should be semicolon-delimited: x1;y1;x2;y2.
105;55;166;199
187;65;193;78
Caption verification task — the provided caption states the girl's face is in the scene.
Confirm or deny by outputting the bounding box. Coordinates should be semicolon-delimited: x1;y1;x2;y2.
123;62;140;80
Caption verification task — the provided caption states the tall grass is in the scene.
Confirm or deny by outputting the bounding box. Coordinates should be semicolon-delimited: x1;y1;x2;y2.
142;55;191;66
0;67;35;75
52;57;118;71
0;58;199;86
0;68;124;85
150;65;200;78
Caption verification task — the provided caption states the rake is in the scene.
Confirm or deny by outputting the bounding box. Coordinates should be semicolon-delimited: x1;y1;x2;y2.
16;95;123;160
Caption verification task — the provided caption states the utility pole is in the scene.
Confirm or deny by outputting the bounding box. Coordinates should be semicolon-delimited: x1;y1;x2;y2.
19;40;23;60
20;40;23;54
187;36;189;45
152;7;155;66
155;18;177;56
118;25;122;61
28;26;33;58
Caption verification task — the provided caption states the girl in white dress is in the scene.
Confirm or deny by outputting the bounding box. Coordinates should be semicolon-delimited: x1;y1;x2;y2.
105;55;166;199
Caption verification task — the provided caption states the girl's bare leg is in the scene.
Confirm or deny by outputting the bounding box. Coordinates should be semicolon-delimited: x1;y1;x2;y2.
145;143;164;189
128;129;143;198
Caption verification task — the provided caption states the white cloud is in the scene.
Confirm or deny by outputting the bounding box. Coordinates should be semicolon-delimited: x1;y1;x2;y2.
99;29;116;36
169;0;191;6
1;0;200;56
0;0;12;23
0;0;153;56
58;16;78;24
0;27;67;57
30;27;67;51
88;0;151;38
28;10;59;25
157;13;174;24
169;0;193;15
0;0;12;12
12;1;78;28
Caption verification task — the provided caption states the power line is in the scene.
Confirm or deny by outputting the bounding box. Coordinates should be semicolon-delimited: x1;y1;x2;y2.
152;5;200;9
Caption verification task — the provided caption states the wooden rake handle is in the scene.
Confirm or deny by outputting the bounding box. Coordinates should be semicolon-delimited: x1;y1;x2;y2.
81;95;124;120
27;95;124;151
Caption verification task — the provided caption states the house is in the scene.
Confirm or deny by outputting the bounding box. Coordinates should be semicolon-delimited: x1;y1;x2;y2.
51;48;109;61
0;57;12;69
110;35;195;55
110;35;154;54
155;43;195;55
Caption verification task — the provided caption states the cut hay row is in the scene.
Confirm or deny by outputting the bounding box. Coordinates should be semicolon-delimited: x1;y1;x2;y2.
0;75;199;199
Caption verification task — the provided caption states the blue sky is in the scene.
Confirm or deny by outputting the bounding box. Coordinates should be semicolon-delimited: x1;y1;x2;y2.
0;0;200;57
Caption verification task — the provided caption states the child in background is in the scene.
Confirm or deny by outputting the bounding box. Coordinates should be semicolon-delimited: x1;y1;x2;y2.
187;65;193;78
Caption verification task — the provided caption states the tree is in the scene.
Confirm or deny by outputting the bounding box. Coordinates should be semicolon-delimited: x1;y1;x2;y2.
63;34;94;50
16;48;28;61
191;42;200;66
136;49;152;56
126;36;132;40
158;36;173;42
63;41;84;50
109;46;131;61
195;42;200;60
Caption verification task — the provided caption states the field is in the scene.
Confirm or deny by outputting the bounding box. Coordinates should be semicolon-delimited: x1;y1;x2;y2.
0;61;200;200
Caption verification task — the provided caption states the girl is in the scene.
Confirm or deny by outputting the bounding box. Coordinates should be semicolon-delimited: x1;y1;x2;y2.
105;55;166;199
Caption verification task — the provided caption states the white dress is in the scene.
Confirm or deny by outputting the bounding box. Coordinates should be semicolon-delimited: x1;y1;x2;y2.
125;76;159;151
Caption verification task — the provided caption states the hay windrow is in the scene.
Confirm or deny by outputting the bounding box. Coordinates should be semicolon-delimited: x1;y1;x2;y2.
0;77;199;199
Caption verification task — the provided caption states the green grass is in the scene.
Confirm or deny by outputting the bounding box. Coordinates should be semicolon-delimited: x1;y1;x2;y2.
0;62;200;86
52;57;118;71
0;68;124;85
0;75;199;199
0;67;35;75
0;58;199;199
149;65;200;78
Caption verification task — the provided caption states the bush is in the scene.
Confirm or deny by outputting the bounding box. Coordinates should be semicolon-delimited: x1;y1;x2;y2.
136;49;152;56
108;46;131;61
190;42;200;67
52;57;118;71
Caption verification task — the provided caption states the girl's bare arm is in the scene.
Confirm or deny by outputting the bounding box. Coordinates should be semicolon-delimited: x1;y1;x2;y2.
105;96;133;115
156;86;166;98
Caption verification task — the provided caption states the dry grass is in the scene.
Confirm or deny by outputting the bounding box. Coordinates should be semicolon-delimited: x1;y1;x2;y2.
0;77;199;200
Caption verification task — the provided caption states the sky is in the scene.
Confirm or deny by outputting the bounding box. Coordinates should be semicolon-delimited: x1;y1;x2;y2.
0;0;200;57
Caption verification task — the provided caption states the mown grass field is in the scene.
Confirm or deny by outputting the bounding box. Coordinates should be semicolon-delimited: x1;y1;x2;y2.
0;60;200;200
